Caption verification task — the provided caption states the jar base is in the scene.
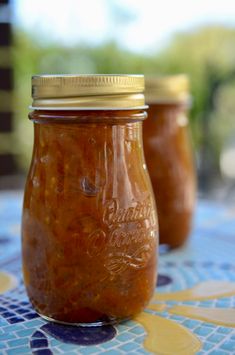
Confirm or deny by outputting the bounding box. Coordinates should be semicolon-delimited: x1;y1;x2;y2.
38;312;127;327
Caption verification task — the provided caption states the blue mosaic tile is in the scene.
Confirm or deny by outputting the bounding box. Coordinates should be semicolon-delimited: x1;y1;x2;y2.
119;342;140;351
199;300;214;306
169;314;184;321
6;346;31;355
49;338;63;347
24;312;40;320
128;326;144;335
101;350;121;355
16;328;35;337
165;261;176;267
182;301;197;305
134;335;145;344
7;337;28;347
32;330;47;339
19;301;30;306
2;311;16;318
220;340;235;352
57;342;84;352
0;342;7;349
30;338;49;348
201;322;215;328
8;316;25;324
202;261;215;268
208;351;228;355
182;319;201;329
194;326;214;336
203;342;215;351
157;274;173;287
207;334;225;343
0;319;8;327
78;347;101;354
31;350;53;355
135;348;150;354
215;302;230;308
115;323;129;332
220;263;232;270
16;308;30;315
3;324;24;332
217;327;233;334
0;332;17;341
124;320;137;327
8;304;19;310
100;340;121;349
24;319;44;328
40;323;116;346
116;332;134;342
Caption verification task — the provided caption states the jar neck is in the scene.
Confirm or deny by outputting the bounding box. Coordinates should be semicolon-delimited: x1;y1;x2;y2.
146;98;191;111
29;109;147;124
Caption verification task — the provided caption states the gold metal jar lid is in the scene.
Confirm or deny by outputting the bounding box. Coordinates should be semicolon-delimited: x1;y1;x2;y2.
145;74;190;104
31;74;147;110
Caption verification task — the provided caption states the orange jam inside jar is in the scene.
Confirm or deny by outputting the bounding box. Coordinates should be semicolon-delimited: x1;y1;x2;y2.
22;75;158;326
143;75;196;249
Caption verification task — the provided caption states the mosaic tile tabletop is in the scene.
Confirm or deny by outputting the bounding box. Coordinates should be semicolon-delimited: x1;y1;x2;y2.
0;191;235;354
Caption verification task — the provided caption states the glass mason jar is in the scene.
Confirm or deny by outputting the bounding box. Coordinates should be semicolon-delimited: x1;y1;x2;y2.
22;75;158;326
143;75;196;249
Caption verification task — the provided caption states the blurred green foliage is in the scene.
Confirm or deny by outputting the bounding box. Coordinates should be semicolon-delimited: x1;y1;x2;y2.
13;25;235;186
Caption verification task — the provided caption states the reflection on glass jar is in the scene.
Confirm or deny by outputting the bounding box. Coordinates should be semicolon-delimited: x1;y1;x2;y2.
143;75;196;248
22;75;158;326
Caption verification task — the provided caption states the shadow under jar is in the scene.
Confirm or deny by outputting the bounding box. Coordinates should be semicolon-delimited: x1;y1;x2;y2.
22;74;158;326
143;75;196;249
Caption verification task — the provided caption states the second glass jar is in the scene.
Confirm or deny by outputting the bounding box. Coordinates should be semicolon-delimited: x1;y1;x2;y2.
143;75;196;248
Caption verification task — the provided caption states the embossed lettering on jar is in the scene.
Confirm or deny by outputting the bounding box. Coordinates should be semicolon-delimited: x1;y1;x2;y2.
22;74;158;326
143;75;196;249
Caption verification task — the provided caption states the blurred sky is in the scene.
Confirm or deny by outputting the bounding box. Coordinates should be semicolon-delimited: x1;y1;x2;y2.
13;0;235;52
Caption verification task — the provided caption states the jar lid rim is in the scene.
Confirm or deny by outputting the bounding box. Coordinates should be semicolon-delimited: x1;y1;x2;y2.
31;74;146;109
29;105;149;111
145;74;190;102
